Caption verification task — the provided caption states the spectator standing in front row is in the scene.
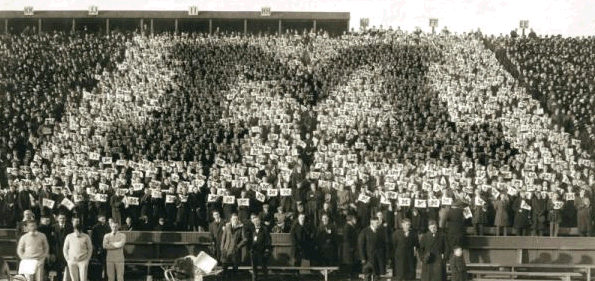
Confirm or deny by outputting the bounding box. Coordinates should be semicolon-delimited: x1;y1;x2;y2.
341;214;359;281
444;202;466;259
220;213;245;279
548;193;563;237
63;218;93;281
53;214;73;281
92;214;110;281
247;215;271;281
103;220;126;281
576;189;592;237
316;213;338;266
419;220;446;281
392;218;419;281
449;246;467;281
208;211;224;263
358;216;387;281
290;213;314;269
17;220;49;281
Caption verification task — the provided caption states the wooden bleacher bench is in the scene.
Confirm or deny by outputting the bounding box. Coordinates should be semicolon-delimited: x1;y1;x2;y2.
466;262;594;281
126;259;176;276
468;269;583;281
236;265;339;281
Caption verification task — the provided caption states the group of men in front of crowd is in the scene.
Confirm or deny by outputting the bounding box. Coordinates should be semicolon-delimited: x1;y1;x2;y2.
208;201;470;281
15;210;126;281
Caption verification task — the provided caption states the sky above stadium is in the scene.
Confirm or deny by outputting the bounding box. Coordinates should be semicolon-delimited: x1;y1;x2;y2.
3;0;594;36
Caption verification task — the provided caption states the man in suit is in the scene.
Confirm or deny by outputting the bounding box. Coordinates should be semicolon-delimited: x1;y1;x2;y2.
392;218;419;281
53;213;74;281
91;214;110;281
358;215;387;281
444;202;466;259
289;213;314;268
220;213;246;279
208;211;225;262
341;214;359;281
419;220;446;281
316;213;338;266
246;214;272;281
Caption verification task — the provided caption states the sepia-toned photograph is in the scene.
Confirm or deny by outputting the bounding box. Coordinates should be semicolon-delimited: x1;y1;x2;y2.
0;0;594;280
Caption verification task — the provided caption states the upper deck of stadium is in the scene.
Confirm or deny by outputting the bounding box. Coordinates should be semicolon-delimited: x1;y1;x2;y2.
0;10;351;35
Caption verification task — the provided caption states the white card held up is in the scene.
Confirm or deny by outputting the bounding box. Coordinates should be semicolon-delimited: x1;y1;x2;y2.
267;189;278;197
96;193;108;202
237;198;250;206
127;197;139;205
358;193;370;204
441;197;452;206
463;206;473;219
207;194;218;203
255;192;266;202
414;199;427;208
428;199;440;208
223;196;235;204
151;190;162;198
280;188;292;196
475;197;485;206
398;197;411;207
565;193;575;201
387;191;398;200
521;200;532;210
43;198;55;209
61;198;75;210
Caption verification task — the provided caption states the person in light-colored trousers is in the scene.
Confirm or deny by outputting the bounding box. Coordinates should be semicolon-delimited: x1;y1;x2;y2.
63;218;93;281
17;220;49;281
103;220;126;281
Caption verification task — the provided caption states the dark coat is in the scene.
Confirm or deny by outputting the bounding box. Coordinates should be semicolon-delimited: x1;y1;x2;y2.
512;198;531;229
449;255;467;281
445;208;465;237
316;223;338;263
110;195;124;224
419;231;446;281
547;199;563;224
209;220;225;259
91;222;111;252
246;223;272;255
52;223;74;261
358;226;387;274
531;195;547;230
290;222;314;259
259;210;274;228
392;230;419;280
471;196;487;225
341;223;358;265
220;223;245;264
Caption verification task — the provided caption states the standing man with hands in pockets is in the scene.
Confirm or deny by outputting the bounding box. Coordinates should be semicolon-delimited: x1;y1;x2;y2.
63;218;93;281
103;220;126;281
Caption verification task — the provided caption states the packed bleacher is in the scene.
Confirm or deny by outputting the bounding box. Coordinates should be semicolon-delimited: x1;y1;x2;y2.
0;29;593;236
0;27;594;280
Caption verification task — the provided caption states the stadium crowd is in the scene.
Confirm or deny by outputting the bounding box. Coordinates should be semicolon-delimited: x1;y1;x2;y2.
0;27;594;281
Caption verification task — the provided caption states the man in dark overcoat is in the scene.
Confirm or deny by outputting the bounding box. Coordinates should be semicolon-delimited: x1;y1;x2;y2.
419;220;446;281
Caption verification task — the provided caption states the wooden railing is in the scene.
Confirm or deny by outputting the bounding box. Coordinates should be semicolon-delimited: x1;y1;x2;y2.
2;228;595;269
